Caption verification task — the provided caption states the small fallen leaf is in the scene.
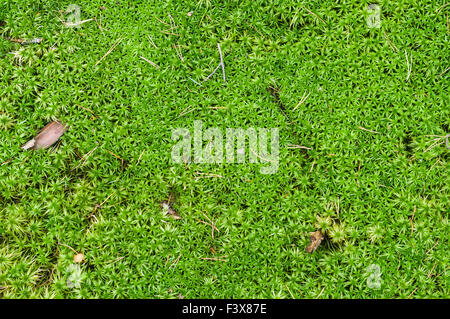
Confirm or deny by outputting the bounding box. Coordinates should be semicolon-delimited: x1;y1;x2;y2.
22;121;68;150
21;139;36;150
161;201;181;220
73;253;85;263
305;230;324;254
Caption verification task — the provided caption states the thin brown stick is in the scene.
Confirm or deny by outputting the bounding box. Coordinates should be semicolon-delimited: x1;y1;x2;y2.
204;64;221;82
94;37;123;67
168;13;176;28
201;213;220;232
160;30;180;36
293;91;310;111
249;148;277;163
427;263;437;278
286;144;312;150
309;160;316;173
177;105;197;118
424;139;444;152
63;18;94;27
429;158;442;171
302;6;326;24
218;43;226;82
425;239;439;255
72;146;98;170
336;197;340;218
58;242;77;253
38;267;55;287
78;104;97;117
173;44;185;62
285;284;295;299
105;149;124;161
137;150;145;164
54;11;65;25
100;192;115;206
163;25;179;32
316;287;325;299
203;43;226;82
106;256;125;264
194;172;223;178
164;254;171;267
437;66;449;78
1;159;13;166
147;35;158;48
358;126;380;134
208;106;228;110
168;254;182;269
383;31;398;52
409;219;414;237
94;17;104;34
200;257;227;261
154;16;170;26
405;50;413;82
139;56;159;69
197;219;220;233
410;206;416;237
407;287;418;299
435;3;449;14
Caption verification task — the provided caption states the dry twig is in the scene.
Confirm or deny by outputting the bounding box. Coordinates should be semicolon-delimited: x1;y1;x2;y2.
94;37;123;67
139;56;159;69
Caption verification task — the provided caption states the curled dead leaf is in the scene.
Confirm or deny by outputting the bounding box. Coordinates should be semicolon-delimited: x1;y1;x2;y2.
73;253;85;263
161;201;181;220
305;230;324;254
22;121;68;150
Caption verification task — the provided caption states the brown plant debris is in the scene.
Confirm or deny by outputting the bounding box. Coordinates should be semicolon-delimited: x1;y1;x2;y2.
161;201;181;220
305;230;324;254
22;121;68;150
7;37;42;44
73;253;85;263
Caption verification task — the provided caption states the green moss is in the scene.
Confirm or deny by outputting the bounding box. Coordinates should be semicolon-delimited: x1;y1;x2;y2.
0;0;448;298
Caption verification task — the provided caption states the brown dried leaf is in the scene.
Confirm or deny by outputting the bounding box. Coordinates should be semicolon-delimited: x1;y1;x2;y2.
161;201;181;220
21;139;36;150
22;121;68;150
73;253;85;263
305;230;324;254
